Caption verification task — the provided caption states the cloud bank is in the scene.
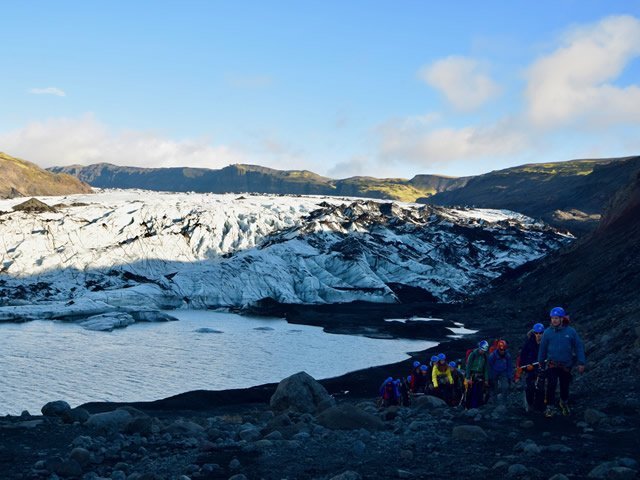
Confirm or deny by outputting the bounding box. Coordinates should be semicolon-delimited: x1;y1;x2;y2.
0;115;246;169
526;15;640;128
29;87;66;97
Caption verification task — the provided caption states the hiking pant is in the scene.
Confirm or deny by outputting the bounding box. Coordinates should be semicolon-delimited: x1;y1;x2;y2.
545;366;572;405
525;371;545;411
465;380;486;409
492;375;510;397
435;384;453;405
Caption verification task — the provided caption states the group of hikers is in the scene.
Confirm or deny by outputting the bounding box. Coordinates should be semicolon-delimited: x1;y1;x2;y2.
378;307;586;418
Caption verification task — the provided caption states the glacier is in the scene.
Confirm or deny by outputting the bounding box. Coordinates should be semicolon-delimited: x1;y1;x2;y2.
0;189;572;323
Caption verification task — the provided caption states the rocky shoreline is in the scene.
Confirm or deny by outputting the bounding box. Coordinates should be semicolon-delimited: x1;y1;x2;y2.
2;346;638;480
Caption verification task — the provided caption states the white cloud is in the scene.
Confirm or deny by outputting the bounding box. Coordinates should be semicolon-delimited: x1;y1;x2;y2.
377;116;528;167
28;87;66;97
0;114;246;169
526;15;640;128
419;56;501;111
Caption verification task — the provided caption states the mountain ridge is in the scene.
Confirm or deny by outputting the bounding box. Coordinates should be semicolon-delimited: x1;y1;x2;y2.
48;155;639;234
0;152;93;198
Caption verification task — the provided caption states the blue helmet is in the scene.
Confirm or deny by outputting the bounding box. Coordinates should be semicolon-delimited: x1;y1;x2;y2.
394;379;401;385
413;360;420;368
478;340;489;352
533;323;545;333
430;355;439;363
407;375;412;382
448;361;457;368
420;365;428;372
385;376;393;384
550;307;566;317
437;353;446;361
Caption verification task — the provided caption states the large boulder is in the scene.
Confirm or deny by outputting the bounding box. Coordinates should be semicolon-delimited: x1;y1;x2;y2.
270;372;335;414
41;400;71;418
85;408;134;433
317;404;384;431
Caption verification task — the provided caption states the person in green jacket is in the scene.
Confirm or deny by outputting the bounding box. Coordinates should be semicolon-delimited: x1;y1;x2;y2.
464;340;490;409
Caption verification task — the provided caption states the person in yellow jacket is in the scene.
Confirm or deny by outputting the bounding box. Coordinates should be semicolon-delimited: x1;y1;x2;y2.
432;353;454;405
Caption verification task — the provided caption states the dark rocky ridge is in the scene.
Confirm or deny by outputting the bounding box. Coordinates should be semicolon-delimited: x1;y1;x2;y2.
421;155;640;236
48;163;462;203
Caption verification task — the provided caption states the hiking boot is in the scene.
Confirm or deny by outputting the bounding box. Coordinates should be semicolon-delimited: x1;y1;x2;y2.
544;407;555;418
559;401;570;416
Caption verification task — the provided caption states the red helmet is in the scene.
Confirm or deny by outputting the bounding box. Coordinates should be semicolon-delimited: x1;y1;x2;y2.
497;340;507;351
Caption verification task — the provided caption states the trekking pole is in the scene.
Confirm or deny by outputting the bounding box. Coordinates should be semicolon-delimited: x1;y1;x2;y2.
518;362;540;371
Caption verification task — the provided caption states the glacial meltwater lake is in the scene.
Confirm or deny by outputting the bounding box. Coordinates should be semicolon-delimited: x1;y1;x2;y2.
0;310;437;415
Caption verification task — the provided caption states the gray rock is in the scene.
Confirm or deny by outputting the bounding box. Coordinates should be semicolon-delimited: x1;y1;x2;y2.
228;475;247;480
45;456;82;477
112;471;126;480
270;371;336;414
71;436;93;449
584;408;607;425
451;425;488;441
41;400;71;417
70;447;91;467
588;461;615;478
163;419;205;436
617;458;638;469
329;472;361;480
544;444;573;453
514;439;541;454
492;461;509;470
397;470;413;479
125;416;153;435
414;395;447;409
229;458;241;470
254;439;273;449
62;407;91;424
383;406;399;420
408;421;430;431
202;464;223;475
607;467;637;479
293;431;311;441
86;409;133;433
317;404;384;431
548;475;570;480
264;430;283;441
352;440;366;456
238;428;261;442
400;450;414;461
267;413;292;428
508;464;528;476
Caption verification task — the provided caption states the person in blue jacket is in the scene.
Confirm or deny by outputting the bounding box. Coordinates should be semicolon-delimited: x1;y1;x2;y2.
538;307;586;417
488;339;513;400
517;322;545;412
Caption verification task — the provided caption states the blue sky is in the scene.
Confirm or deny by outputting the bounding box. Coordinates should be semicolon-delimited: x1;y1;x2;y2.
1;1;639;178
